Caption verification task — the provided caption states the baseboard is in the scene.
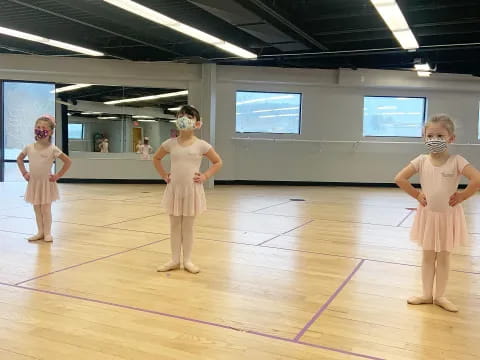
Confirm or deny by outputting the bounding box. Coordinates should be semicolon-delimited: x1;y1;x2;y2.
58;178;467;189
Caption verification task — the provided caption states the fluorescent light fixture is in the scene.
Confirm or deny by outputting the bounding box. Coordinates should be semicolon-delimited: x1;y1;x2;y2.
252;106;299;113
52;84;92;94
414;63;431;71
237;95;295;106
81;111;102;115
132;115;155;119
417;71;431;77
104;90;188;105
138;119;157;122
103;0;256;59
169;120;177;123
168;106;185;111
0;26;104;56
392;29;419;50
97;116;118;119
369;0;419;50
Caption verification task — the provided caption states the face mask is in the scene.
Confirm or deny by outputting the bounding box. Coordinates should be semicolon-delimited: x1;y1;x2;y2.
35;129;49;139
425;138;447;153
176;116;196;130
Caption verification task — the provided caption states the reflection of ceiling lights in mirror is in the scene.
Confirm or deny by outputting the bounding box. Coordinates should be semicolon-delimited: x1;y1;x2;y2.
81;111;102;115
0;26;104;56
104;90;188;105
103;0;256;59
52;84;92;94
168;106;185;111
138;119;157;122
97;116;119;119
169;120;177;123
132;115;155;119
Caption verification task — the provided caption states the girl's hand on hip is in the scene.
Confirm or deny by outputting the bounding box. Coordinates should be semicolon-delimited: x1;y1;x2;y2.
449;191;465;207
193;172;207;184
416;192;427;207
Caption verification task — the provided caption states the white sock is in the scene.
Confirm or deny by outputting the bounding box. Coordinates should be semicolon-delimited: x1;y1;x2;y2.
28;205;44;241
182;216;199;273
157;216;182;272
408;251;435;305
434;252;458;311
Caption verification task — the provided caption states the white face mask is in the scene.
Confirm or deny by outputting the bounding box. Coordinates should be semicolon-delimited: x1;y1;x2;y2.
176;116;196;130
425;138;448;153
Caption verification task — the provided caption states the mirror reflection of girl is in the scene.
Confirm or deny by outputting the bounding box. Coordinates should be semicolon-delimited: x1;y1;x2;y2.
99;138;109;153
153;105;223;274
16;115;72;242
139;137;153;160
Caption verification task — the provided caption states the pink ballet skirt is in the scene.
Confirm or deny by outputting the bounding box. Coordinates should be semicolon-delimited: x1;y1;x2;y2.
22;143;62;205
160;138;211;216
410;205;468;252
409;154;470;252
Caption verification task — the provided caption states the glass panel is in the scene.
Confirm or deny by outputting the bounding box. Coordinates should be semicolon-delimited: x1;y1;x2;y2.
3;81;55;160
235;91;302;134
363;96;426;137
60;84;184;158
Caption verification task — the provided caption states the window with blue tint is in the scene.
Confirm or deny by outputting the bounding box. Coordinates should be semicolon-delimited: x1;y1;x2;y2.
68;123;84;139
235;91;302;134
363;96;426;137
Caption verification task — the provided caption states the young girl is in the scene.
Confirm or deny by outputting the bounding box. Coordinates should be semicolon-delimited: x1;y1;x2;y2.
16;115;72;242
395;114;480;312
139;137;153;160
153;105;222;274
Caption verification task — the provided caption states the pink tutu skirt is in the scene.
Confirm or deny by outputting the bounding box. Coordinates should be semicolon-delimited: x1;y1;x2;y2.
410;205;468;252
161;182;207;216
25;176;59;205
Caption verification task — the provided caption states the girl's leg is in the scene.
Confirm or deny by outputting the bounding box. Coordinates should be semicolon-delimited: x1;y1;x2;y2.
41;204;53;242
408;250;435;305
181;216;199;274
28;205;44;241
157;216;182;272
434;251;458;312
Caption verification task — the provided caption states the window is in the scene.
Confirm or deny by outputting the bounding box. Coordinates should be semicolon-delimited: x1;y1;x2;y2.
363;96;426;137
68;123;84;139
235;91;301;134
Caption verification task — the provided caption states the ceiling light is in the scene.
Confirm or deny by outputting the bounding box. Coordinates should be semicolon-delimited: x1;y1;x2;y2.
392;29;419;50
417;71;431;77
414;63;431;71
0;26;104;56
97;116;118;119
52;84;92;94
132;115;155;119
370;1;419;50
81;111;102;115
168;106;186;111
138;119;157;122
104;90;188;105
103;0;256;59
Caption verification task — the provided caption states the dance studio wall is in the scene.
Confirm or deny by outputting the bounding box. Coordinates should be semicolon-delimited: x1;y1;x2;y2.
215;66;480;184
1;53;479;183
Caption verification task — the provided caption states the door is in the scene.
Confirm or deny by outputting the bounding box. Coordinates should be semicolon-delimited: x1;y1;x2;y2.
132;127;142;152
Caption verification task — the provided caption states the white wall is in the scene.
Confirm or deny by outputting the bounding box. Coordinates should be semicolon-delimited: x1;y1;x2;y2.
2;53;480;183
215;65;480;183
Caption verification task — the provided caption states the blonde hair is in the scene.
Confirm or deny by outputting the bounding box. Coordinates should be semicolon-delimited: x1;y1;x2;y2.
35;115;56;142
424;114;455;136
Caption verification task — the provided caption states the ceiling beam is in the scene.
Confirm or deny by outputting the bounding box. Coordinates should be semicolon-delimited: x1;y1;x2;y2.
239;0;328;51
